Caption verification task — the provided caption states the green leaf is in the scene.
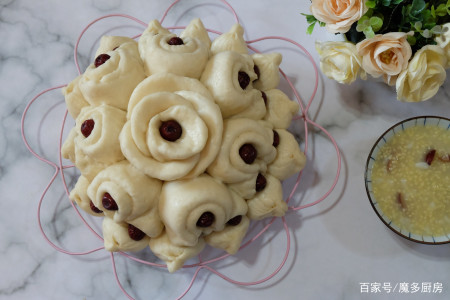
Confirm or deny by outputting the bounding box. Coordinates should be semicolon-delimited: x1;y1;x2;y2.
407;35;416;45
301;13;316;24
421;29;432;38
306;23;316;35
410;0;426;16
381;0;391;6
370;16;383;31
414;21;422;30
431;25;442;34
435;4;448;16
393;0;404;4
366;0;376;9
363;26;375;39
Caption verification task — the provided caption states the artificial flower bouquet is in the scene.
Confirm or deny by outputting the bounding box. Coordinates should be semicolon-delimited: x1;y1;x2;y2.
304;0;450;102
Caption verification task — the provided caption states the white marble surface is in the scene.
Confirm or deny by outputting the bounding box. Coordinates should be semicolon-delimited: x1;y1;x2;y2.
1;0;449;299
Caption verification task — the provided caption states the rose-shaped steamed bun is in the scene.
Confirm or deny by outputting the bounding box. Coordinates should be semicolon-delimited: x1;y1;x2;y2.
79;41;146;110
120;74;223;181
263;89;299;129
252;52;282;90
268;129;306;180
87;161;163;238
61;104;126;180
138;19;210;78
207;118;277;183
246;174;287;220
159;174;247;247
201;51;262;118
204;213;250;255
102;217;150;252
149;231;206;273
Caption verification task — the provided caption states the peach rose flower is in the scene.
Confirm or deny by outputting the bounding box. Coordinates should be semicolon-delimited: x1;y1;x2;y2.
356;32;413;84
396;45;447;102
315;41;365;84
310;0;368;34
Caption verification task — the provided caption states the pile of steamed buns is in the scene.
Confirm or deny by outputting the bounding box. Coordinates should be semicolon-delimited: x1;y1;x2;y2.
62;18;306;272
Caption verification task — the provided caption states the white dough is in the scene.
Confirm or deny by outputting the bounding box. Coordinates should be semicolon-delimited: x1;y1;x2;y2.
139;19;210;78
207;118;276;183
210;23;248;55
102;217;150;252
69;175;103;216
263;89;299;129
201;51;260;118
62;19;308;271
159;174;239;247
149;231;205;273
246;174;287;220
79;42;146;111
252;52;282;91
62;75;89;119
268;129;306;180
87;161;163;238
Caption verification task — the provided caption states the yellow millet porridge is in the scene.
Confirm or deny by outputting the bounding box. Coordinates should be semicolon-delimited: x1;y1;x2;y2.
371;125;450;237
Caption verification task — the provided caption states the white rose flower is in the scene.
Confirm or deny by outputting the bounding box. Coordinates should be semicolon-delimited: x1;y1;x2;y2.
396;45;447;102
316;41;365;84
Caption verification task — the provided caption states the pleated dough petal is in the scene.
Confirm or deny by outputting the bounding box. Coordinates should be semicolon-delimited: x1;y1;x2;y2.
62;105;126;181
74;104;126;164
79;42;146;110
247;174;287;220
263;89;299;129
61;127;77;163
87;161;163;237
228;174;258;200
159;174;236;247
211;24;248;55
252;52;282;91
180;18;211;48
103;217;150;252
268;129;306;180
127;73;213;118
62;75;89;119
142;19;171;36
69;175;103;216
229;90;266;120
201;51;259;118
207;118;276;183
149;231;205;273
95;36;137;58
139;20;209;78
205;215;250;255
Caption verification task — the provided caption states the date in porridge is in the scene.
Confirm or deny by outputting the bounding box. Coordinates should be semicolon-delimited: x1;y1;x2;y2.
371;125;450;237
